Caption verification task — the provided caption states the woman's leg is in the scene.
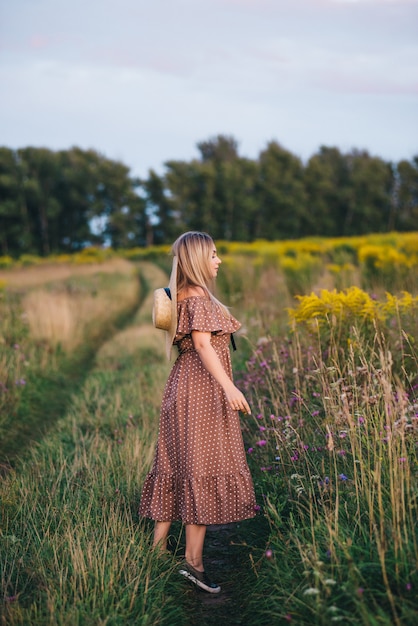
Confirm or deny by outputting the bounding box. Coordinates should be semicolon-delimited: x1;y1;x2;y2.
153;521;171;551
185;524;207;571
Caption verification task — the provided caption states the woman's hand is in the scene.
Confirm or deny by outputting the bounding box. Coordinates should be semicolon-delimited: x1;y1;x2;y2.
224;384;251;414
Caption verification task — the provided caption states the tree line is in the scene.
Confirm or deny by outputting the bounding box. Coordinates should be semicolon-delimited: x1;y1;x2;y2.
0;136;417;256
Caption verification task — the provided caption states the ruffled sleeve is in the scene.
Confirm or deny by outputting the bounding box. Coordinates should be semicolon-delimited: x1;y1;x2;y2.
176;297;241;337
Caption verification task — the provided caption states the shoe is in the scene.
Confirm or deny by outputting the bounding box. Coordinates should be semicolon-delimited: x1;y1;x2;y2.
178;561;221;594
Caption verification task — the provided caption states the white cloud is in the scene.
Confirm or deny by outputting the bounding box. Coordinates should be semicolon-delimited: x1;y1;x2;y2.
1;0;417;175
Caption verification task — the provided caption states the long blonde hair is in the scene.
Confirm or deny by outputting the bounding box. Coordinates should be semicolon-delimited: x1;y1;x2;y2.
171;231;229;317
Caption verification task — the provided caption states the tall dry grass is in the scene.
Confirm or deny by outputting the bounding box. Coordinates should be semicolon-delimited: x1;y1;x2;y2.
21;267;139;352
0;261;141;452
0;284;182;625
238;312;417;624
0;258;133;290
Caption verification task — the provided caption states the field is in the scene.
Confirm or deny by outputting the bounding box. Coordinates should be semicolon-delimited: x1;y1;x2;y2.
0;233;417;625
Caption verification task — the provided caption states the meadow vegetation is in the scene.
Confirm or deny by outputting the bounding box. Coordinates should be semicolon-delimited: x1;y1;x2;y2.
1;232;417;625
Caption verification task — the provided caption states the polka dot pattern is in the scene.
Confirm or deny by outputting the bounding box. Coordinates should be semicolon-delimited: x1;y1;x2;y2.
139;296;256;525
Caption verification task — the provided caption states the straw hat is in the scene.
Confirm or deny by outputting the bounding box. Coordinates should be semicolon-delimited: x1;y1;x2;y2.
152;287;172;331
152;255;178;359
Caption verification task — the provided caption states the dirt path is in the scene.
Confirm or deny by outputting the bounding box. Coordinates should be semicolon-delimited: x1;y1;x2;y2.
188;523;259;625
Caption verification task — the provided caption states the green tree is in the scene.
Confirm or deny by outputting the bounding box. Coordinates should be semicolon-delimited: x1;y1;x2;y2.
54;148;102;250
92;157;145;248
17;148;64;255
164;159;216;235
162;136;259;242
304;147;352;236
395;156;418;231
197;135;239;163
346;151;393;234
142;169;178;245
0;148;24;255
256;141;306;239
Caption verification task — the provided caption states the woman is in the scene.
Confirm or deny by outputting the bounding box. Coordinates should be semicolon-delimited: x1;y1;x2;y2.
139;231;256;594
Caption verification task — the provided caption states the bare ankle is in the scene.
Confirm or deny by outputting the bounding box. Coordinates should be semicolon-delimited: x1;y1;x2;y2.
185;555;204;571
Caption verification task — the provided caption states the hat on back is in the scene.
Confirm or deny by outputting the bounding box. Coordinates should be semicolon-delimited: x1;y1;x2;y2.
152;255;178;360
152;287;172;331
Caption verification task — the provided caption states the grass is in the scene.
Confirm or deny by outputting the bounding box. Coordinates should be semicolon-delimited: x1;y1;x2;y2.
237;320;417;625
21;263;140;352
0;263;142;462
1;262;182;625
1;355;182;624
1;240;418;625
0;258;133;290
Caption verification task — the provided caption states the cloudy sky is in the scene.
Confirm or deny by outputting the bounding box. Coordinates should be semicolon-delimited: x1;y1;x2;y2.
1;0;417;177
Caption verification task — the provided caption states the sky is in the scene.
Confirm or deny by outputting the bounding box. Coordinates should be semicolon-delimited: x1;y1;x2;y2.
1;0;417;178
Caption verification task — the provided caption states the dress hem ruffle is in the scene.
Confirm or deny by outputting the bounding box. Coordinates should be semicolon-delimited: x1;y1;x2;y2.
139;471;256;525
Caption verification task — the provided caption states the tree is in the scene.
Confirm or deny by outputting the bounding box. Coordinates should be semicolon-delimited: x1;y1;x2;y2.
197;135;239;163
395;156;418;231
346;151;393;235
162;136;259;242
17;147;63;255
0;148;25;255
304;147;352;236
142;169;178;245
1;142;416;256
256;141;306;239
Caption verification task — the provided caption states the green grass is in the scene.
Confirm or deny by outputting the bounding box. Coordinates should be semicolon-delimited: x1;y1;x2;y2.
1;253;418;625
0;270;143;463
237;323;418;626
1;288;183;624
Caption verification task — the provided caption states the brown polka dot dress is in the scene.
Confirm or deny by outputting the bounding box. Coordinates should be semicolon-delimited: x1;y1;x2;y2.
139;296;256;525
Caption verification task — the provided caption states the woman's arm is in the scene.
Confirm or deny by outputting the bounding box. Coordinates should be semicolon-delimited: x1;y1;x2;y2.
191;330;251;414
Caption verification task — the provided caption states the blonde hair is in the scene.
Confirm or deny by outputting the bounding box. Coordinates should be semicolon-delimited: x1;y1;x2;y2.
171;231;229;317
